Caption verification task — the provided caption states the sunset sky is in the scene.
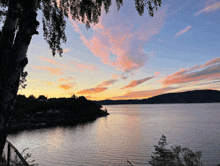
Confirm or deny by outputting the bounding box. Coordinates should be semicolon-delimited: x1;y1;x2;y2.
18;0;220;100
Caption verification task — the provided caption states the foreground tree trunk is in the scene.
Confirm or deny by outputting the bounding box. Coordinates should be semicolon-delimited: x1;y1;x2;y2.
0;0;39;155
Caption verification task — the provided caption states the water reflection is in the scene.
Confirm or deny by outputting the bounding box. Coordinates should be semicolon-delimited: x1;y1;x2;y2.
47;128;64;151
7;103;220;166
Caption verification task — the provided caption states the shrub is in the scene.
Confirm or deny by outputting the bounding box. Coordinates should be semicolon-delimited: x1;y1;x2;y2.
149;135;203;166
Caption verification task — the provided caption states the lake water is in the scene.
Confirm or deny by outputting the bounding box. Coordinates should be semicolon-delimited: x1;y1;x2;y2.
7;103;220;166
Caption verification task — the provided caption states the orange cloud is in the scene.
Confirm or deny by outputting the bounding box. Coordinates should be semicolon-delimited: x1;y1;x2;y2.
70;60;99;72
84;95;96;100
112;73;119;79
31;65;64;75
38;57;62;65
193;1;220;16
111;87;176;100
161;57;220;86
58;83;75;90
42;81;54;86
56;48;71;54
60;48;71;53
121;76;154;89
77;87;108;95
175;25;192;38
70;4;168;72
58;77;74;82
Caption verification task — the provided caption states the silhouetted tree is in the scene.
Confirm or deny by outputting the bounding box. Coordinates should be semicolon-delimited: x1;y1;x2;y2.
149;135;203;166
28;95;36;100
0;0;162;155
71;94;77;99
37;95;47;100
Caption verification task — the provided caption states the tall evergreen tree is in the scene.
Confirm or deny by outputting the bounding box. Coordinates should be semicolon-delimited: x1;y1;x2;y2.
0;0;162;155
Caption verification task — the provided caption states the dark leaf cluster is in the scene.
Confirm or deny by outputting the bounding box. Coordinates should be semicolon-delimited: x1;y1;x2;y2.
19;70;28;89
42;0;67;56
134;0;162;16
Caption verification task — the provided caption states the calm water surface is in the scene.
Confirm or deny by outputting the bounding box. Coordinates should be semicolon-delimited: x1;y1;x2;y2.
7;103;220;165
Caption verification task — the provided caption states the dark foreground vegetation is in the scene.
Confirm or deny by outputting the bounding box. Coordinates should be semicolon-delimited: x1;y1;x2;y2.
2;135;219;166
128;135;220;166
9;95;109;133
94;90;220;105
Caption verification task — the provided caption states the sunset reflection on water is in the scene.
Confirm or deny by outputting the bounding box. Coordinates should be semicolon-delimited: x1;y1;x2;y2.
7;103;220;166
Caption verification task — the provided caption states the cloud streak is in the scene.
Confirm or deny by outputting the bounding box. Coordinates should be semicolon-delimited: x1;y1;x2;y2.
121;76;154;89
111;87;177;100
97;79;118;87
77;87;108;95
31;65;64;75
69;60;99;72
58;77;74;82
76;77;118;95
161;57;220;86
58;83;76;91
42;81;54;86
38;57;62;65
175;25;192;38
193;1;220;16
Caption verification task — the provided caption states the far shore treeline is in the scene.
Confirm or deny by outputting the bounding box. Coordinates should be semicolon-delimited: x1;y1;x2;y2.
10;95;108;133
94;90;220;105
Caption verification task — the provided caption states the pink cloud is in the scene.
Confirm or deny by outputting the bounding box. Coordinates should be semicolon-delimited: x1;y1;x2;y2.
38;57;62;65
194;1;220;16
38;57;73;71
77;87;108;95
69;19;82;34
97;79;118;87
175;25;192;38
70;4;168;72
111;87;176;100
69;60;99;72
155;72;161;76
202;57;220;68
121;76;154;89
161;57;220;86
31;65;64;75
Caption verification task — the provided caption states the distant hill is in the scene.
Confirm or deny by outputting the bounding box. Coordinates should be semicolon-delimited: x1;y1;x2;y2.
93;90;220;105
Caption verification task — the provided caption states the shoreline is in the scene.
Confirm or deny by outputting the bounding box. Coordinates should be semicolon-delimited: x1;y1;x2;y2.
9;112;109;134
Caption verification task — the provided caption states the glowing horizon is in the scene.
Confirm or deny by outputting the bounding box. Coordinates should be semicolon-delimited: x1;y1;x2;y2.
18;0;220;100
